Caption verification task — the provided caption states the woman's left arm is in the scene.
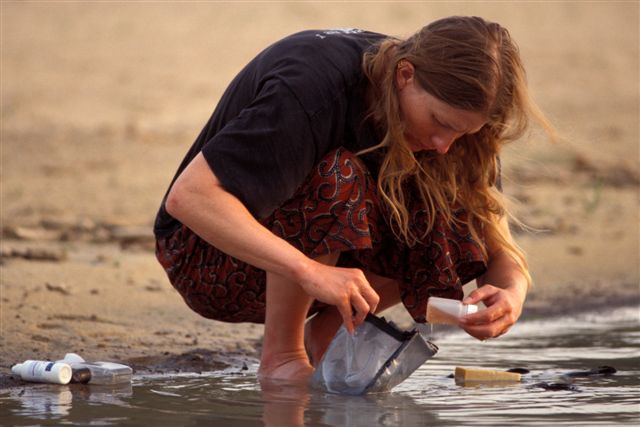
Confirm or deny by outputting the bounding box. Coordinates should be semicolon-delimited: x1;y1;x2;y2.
458;216;529;340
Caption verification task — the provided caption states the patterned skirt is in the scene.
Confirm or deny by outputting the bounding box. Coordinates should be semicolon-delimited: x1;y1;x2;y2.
155;147;487;323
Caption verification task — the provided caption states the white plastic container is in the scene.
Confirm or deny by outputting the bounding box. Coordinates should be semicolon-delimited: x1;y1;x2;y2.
426;297;478;325
59;353;132;385
11;360;72;385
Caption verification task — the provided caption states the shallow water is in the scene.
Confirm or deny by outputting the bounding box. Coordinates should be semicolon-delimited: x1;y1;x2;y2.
2;306;639;426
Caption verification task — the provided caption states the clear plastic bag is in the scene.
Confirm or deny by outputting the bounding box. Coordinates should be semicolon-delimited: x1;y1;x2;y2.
311;314;438;395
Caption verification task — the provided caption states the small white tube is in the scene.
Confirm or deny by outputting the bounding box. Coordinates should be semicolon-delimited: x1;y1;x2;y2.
11;360;72;385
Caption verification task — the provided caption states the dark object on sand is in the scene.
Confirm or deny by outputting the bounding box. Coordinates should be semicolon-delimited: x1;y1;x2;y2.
563;366;617;378
534;382;581;392
506;367;530;374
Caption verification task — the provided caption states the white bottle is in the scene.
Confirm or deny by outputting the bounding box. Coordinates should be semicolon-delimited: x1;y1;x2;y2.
426;297;478;325
11;360;72;385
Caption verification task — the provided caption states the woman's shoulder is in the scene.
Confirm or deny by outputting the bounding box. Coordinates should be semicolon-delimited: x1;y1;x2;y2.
251;29;385;112
255;29;386;82
265;29;386;58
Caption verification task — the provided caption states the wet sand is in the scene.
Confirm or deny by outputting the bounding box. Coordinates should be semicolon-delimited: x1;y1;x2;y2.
1;2;638;387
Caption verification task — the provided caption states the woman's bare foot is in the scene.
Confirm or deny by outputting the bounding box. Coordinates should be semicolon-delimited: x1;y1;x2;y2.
258;351;314;383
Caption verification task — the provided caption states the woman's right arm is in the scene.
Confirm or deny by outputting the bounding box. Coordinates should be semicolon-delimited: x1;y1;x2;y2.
165;152;379;332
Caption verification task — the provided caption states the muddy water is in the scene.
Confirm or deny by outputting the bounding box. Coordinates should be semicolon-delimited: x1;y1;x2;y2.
2;306;638;426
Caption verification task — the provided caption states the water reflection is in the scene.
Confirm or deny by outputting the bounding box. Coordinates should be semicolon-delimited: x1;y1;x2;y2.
257;379;438;427
2;306;639;426
2;383;132;424
9;386;73;418
259;379;310;427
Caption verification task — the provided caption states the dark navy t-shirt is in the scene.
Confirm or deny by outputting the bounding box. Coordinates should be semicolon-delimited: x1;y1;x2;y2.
154;29;386;238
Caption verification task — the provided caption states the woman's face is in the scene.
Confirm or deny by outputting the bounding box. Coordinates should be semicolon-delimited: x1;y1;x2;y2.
396;62;488;154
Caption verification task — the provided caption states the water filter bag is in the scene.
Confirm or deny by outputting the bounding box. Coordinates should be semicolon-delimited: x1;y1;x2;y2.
311;314;438;395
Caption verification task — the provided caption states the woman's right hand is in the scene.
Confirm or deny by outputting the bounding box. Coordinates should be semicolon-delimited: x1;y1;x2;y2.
297;260;380;334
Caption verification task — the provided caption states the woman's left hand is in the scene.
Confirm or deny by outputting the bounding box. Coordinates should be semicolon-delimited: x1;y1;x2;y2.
458;283;526;340
458;215;529;340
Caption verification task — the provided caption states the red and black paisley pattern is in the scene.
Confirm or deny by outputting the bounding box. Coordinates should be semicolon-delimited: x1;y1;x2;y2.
156;147;487;324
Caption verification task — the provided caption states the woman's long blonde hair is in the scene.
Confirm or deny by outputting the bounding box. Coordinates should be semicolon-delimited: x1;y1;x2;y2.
362;16;555;286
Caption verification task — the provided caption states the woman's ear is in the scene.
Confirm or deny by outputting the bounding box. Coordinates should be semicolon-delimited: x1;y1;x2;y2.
395;60;415;90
